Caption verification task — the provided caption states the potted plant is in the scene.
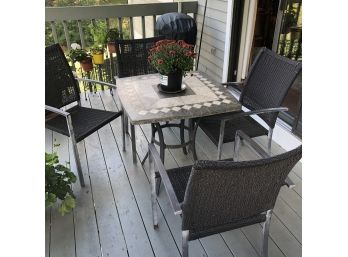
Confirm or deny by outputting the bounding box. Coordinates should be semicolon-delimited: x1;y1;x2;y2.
68;43;93;72
105;28;122;54
90;45;105;65
148;40;195;93
45;151;76;216
281;6;297;34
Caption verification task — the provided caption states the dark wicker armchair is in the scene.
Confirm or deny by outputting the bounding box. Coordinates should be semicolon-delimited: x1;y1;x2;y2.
148;130;301;257
45;43;125;187
192;47;302;160
114;36;188;162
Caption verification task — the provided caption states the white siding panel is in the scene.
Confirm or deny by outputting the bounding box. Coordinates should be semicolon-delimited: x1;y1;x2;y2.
196;14;226;33
197;30;225;51
196;0;228;82
197;25;226;42
197;5;227;23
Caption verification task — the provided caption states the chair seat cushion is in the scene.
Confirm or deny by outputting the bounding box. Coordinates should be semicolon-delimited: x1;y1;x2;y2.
198;111;268;146
45;105;122;142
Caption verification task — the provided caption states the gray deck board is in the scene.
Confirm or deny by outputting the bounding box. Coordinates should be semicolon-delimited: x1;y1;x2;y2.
46;91;302;257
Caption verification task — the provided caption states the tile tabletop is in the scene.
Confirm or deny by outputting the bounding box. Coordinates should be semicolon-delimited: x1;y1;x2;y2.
116;72;241;125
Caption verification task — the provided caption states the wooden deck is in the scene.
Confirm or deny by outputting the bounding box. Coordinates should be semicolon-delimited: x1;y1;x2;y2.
45;89;302;257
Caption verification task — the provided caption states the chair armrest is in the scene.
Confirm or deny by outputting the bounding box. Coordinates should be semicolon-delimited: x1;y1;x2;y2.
148;143;182;215
221;81;244;91
75;77;117;89
221;107;288;122
45;105;70;117
235;130;295;189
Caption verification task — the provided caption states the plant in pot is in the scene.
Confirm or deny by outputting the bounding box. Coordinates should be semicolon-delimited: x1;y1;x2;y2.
68;43;93;72
105;28;122;54
281;5;297;34
148;40;195;93
46;151;77;216
90;45;105;65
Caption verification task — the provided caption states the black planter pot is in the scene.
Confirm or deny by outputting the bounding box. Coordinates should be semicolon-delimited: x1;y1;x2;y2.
159;71;183;93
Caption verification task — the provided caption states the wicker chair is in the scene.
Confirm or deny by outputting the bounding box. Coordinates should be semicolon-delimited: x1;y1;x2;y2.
114;36;188;162
192;47;302;160
148;130;301;257
115;37;164;78
45;43;125;187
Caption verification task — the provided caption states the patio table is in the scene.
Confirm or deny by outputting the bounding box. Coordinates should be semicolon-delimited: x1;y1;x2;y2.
116;72;241;163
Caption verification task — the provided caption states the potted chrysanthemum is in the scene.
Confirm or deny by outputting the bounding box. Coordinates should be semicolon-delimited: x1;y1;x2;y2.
148;40;195;93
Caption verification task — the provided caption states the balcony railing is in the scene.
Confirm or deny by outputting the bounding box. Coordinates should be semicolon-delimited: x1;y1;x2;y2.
45;2;198;50
45;2;198;91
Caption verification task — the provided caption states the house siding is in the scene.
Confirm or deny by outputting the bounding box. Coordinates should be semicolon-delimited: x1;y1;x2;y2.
128;0;230;82
196;0;229;82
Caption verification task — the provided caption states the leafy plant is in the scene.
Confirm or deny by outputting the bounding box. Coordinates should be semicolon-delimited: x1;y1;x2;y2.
68;43;92;63
105;28;122;43
89;20;108;46
90;45;105;55
45;151;77;216
282;5;297;34
148;40;196;75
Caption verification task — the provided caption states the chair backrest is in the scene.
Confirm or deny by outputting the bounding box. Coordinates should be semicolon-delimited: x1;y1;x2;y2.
45;44;80;109
240;47;302;128
115;36;164;78
181;146;302;235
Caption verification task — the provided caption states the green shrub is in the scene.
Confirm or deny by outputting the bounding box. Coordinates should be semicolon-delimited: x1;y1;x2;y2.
45;151;76;215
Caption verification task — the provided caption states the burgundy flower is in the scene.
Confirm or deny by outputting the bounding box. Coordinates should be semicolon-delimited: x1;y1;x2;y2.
157;59;164;65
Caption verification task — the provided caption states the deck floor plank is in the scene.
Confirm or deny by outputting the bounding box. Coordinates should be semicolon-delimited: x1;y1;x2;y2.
50;132;76;257
73;141;102;257
95;92;183;257
102;91;209;257
46;91;302;257
80;95;130;257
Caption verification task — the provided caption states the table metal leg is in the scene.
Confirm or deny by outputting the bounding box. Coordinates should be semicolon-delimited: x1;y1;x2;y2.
154;122;165;195
141;123;155;165
180;119;188;155
192;118;200;161
188;119;194;152
130;124;137;163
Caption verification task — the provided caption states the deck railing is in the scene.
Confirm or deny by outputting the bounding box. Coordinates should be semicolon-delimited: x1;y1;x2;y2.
45;2;198;50
45;2;198;90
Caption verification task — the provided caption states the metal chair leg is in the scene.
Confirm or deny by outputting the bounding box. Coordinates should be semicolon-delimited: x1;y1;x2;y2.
267;128;274;156
182;230;189;257
261;210;273;257
217;120;226;160
66;115;85;187
233;133;241;161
